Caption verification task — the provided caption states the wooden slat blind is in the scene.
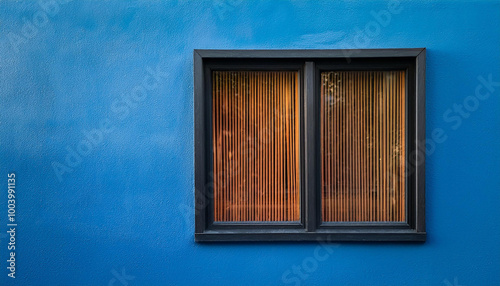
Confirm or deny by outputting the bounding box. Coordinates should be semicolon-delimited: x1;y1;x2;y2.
321;71;406;222
212;71;300;222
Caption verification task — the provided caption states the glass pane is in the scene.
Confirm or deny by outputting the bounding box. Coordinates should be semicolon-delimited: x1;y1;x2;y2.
321;71;406;222
212;71;300;222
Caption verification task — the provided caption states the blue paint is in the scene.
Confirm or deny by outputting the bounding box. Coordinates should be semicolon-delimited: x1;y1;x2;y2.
1;0;499;285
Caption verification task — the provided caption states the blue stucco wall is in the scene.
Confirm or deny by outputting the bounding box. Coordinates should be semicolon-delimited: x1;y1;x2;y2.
1;0;499;285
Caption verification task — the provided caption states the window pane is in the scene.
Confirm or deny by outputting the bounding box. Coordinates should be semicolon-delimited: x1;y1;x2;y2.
321;71;406;222
212;71;300;222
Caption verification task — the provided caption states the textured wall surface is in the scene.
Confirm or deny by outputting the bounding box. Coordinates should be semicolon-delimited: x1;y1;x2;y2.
1;0;499;285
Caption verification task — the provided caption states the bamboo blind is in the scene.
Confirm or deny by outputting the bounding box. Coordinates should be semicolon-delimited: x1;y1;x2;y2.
212;71;300;222
321;71;406;222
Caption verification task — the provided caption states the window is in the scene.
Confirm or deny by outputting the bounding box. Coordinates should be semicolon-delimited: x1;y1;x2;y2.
194;49;426;242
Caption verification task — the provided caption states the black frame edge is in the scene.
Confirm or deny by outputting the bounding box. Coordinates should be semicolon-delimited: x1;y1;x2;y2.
194;48;425;59
195;231;426;242
415;48;426;234
194;50;206;235
304;61;317;232
193;48;427;242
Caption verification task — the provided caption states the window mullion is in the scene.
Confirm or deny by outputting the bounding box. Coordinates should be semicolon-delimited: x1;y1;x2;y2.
304;61;318;232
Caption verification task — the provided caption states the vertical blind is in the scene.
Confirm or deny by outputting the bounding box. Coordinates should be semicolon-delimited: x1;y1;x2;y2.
321;71;406;222
212;71;300;222
212;70;406;223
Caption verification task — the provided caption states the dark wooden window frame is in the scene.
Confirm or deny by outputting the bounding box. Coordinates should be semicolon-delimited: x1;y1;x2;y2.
194;49;426;242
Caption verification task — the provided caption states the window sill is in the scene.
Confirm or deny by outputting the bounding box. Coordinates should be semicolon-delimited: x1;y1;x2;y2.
195;229;426;242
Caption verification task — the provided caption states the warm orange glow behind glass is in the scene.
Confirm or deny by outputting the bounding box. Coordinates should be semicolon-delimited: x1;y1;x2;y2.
212;71;300;222
321;71;406;222
212;70;406;223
